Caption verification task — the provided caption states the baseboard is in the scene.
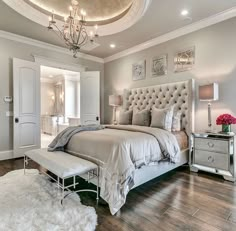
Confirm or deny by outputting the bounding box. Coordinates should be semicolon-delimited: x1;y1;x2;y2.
0;150;14;161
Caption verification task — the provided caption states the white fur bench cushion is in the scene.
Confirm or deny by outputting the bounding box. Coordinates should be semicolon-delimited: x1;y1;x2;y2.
25;149;97;178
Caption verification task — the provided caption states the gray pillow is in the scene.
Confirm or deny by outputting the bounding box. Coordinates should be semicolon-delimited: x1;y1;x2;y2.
150;106;174;131
119;109;133;125
132;108;150;126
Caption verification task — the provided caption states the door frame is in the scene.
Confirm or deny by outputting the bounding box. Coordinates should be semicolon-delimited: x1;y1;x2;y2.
9;55;89;160
33;55;86;73
34;55;86;144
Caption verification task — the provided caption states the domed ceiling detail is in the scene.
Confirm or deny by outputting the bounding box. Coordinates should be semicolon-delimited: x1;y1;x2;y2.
3;0;151;36
24;0;133;25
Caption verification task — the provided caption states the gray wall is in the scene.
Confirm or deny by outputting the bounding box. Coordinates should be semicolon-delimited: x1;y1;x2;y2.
0;38;104;152
104;17;236;132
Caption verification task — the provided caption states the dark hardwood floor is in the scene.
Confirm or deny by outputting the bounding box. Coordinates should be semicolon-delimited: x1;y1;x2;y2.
1;158;236;231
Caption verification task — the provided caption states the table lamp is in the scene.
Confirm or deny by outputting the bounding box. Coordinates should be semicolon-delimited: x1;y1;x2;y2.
109;95;122;125
199;83;219;132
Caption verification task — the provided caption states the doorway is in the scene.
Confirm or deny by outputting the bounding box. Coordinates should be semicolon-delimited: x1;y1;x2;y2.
13;57;100;158
40;65;80;148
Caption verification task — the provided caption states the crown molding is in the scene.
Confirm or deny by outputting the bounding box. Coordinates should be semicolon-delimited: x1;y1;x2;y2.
0;30;104;63
1;6;236;65
104;7;236;63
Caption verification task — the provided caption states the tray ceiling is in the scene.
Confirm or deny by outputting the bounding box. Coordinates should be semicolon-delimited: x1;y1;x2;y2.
3;0;151;36
24;0;133;25
1;0;236;59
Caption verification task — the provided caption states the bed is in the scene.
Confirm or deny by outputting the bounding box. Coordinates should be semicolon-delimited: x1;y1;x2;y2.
65;79;195;215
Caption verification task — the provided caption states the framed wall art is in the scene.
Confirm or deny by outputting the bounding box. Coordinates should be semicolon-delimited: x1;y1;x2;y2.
151;54;168;77
132;60;146;81
174;47;195;72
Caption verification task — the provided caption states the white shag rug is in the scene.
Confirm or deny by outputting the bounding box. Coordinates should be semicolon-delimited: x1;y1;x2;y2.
0;169;97;231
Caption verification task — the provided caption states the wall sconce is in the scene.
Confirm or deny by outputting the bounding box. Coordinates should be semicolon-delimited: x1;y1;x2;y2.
60;92;64;103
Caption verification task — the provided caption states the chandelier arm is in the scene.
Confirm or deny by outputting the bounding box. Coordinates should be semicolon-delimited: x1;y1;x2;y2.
51;25;73;49
77;30;87;46
69;19;75;44
53;24;71;46
76;23;83;45
53;24;64;37
52;29;66;43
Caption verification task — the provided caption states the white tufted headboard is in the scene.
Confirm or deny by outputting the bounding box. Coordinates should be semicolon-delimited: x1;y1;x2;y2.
122;79;195;135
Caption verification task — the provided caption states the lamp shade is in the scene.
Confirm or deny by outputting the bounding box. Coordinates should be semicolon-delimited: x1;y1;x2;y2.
199;83;219;101
109;95;122;106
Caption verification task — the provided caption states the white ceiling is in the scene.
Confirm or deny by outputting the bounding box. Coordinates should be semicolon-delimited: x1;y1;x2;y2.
0;0;236;58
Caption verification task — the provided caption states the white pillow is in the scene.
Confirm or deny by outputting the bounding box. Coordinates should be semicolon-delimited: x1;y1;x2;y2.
172;111;182;132
150;106;174;131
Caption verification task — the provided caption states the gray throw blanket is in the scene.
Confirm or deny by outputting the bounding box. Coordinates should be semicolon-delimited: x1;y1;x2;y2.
48;125;104;151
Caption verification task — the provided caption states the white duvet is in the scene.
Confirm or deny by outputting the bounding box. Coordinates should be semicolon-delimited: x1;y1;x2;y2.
65;125;180;215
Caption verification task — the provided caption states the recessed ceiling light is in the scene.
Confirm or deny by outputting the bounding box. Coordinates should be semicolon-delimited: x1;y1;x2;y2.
110;44;116;48
181;9;189;16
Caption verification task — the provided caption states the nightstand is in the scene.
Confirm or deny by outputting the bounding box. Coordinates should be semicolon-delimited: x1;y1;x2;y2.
190;132;236;182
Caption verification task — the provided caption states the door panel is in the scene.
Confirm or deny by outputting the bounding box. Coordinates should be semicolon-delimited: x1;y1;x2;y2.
19;123;36;147
80;71;100;125
20;69;36;114
13;58;40;158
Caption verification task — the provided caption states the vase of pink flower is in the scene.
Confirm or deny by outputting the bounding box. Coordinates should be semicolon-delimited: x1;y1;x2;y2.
216;114;236;133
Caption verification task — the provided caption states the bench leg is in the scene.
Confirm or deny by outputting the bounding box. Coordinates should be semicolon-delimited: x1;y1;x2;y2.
57;176;60;198
73;176;76;189
96;167;99;201
24;155;28;175
62;178;65;199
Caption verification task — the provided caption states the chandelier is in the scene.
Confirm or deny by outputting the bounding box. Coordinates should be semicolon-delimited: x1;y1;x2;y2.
48;0;98;58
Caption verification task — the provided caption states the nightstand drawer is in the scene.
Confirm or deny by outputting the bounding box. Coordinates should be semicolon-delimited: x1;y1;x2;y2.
195;138;228;153
194;150;228;170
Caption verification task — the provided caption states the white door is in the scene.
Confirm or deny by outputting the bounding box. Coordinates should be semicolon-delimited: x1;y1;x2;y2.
13;58;40;158
80;71;100;125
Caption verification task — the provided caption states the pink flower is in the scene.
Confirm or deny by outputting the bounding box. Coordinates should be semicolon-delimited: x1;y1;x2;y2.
216;114;236;125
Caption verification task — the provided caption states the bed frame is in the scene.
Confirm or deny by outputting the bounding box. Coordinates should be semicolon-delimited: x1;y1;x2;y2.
79;79;195;191
121;79;195;188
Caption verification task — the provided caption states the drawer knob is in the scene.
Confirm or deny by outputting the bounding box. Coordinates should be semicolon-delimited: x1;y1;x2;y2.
208;142;214;148
208;156;214;162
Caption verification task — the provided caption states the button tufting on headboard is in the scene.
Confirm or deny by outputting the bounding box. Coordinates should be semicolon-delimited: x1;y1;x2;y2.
122;80;194;135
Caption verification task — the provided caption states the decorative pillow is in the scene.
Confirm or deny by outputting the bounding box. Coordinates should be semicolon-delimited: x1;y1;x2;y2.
172;111;182;132
150;106;174;131
118;109;133;125
132;108;150;126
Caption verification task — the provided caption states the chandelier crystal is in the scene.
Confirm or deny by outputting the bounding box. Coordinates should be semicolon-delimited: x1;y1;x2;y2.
48;0;98;58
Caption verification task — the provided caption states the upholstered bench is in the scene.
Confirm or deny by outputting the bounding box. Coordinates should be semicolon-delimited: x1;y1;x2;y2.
24;148;99;202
